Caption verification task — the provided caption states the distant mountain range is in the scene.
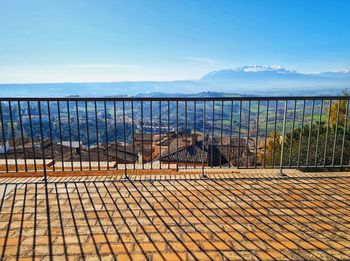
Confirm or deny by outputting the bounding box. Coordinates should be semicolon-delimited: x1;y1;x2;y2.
0;65;349;97
202;65;350;81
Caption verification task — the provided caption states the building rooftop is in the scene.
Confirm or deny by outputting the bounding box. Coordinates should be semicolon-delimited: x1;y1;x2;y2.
1;170;350;260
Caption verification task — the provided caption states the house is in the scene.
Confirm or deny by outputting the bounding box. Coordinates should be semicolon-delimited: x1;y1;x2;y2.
138;146;154;163
0;140;9;154
7;138;32;152
134;132;171;161
158;134;207;167
0;138;53;159
134;133;153;147
58;141;84;155
159;133;257;167
154;132;194;159
104;143;140;164
220;137;257;167
159;139;207;167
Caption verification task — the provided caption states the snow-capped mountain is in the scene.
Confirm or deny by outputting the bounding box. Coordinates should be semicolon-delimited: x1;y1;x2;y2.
236;65;293;73
201;65;350;82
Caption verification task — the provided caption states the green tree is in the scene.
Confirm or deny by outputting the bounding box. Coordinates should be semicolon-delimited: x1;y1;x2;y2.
263;123;350;169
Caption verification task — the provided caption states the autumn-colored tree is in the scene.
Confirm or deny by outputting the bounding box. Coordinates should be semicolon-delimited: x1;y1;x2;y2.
258;131;281;166
329;89;349;127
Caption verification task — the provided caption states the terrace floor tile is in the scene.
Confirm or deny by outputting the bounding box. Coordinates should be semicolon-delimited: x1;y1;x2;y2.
0;171;350;260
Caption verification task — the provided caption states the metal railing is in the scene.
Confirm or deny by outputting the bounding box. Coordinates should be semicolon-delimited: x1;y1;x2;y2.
0;96;349;176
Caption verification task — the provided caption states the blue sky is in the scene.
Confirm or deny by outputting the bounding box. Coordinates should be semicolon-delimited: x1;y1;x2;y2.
0;0;350;83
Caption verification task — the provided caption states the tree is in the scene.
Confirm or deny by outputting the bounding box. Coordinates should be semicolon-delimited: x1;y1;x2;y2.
329;89;349;127
262;123;350;169
258;132;281;166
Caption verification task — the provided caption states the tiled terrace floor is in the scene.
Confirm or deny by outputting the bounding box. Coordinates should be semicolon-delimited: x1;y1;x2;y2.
1;171;350;260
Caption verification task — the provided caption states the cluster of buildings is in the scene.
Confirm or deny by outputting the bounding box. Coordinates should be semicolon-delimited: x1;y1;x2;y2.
0;131;261;168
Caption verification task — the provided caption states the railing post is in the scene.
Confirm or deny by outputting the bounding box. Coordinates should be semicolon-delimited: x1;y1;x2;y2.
201;101;207;178
237;100;242;169
122;100;129;180
0;102;9;173
280;100;288;176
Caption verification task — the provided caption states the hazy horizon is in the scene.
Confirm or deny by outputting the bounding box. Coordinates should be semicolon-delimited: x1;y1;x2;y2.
0;65;349;85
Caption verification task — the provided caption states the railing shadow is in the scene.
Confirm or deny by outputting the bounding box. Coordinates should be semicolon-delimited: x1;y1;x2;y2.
0;176;350;260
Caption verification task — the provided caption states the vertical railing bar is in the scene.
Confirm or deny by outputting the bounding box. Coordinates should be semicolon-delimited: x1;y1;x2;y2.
131;101;136;170
75;101;82;171
8;101;18;172
347;99;350;167
332;100;341;167
104;101;109;170
297;100;306;168
85;101;91;171
211;101;215;168
306;100;315;167
57;101;64;171
280;100;288;175
201;101;206;176
94;101;100;170
323;100;332;167
246;100;251;168
150;101;153;170
141;101;144;170
0;102;8;172
159;101;162;169
38;101;53;260
67;101;74;171
237;100;242;168
47;101;55;172
113;101;118;170
18;101;28;172
176;101;179;171
38;101;47;172
193;100;196;169
271;101;278;168
122;101;127;177
185;101;188;169
263;100;269;168
220;100;224;169
314;100;323;167
340;99;349;166
288;100;297;168
229;101;234;168
27;101;37;172
255;100;260;168
167;101;170;169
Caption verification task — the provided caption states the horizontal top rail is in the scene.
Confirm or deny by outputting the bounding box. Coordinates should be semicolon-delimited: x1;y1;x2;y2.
0;96;349;101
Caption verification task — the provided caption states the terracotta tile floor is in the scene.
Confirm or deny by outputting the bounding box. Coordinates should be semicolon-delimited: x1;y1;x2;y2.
1;173;350;260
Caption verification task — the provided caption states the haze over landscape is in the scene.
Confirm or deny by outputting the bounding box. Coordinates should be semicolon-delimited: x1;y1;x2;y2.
1;65;350;97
